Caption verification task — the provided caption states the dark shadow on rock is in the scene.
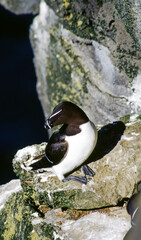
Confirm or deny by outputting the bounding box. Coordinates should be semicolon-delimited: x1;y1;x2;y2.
85;121;126;164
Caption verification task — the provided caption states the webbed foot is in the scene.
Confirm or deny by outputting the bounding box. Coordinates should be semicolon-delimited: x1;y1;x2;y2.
82;165;95;177
62;175;88;184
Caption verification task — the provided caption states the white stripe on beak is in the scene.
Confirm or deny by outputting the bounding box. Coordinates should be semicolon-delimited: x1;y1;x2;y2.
49;109;62;119
46;120;51;129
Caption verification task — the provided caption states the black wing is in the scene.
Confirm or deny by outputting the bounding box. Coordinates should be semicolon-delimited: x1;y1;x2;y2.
45;130;68;166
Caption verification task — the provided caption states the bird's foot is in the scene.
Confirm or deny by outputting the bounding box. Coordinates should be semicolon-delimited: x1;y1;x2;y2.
82;165;95;177
62;175;88;185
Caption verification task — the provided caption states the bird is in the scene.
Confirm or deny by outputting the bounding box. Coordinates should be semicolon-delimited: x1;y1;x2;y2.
124;182;141;240
32;101;98;184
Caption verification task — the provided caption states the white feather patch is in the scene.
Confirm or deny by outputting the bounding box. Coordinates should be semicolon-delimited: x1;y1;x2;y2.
53;121;97;180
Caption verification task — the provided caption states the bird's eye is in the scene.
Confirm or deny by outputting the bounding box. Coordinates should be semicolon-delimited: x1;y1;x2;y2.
50;122;53;127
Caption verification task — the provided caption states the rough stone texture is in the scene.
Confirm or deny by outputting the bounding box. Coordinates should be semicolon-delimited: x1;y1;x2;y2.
12;120;141;210
45;0;141;78
1;0;141;122
0;1;140;238
0;0;40;14
0;185;130;240
1;1;141;125
0;188;59;240
0;179;21;211
0;190;32;240
29;0;141;125
59;207;130;240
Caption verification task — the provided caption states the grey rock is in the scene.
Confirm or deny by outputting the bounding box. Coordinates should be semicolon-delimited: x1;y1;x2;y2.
59;207;130;240
0;184;130;240
32;206;130;240
115;0;141;49
12;120;141;210
1;0;141;124
1;1;140;239
0;181;61;239
0;179;21;211
30;1;141;125
0;0;40;14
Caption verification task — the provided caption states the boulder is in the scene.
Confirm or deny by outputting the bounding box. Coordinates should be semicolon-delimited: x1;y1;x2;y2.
59;207;130;240
0;181;130;240
0;179;21;211
0;0;141;238
0;0;40;14
29;0;141;125
12;120;141;210
1;0;141;126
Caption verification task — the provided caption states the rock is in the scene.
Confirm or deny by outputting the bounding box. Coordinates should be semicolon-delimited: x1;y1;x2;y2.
30;0;141;125
34;206;130;240
0;183;130;240
0;0;40;14
1;0;141;124
0;179;21;211
0;181;60;240
0;190;32;240
0;1;140;238
12;120;141;210
59;207;130;240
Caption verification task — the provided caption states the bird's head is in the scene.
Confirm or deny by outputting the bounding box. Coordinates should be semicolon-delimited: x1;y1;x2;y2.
44;101;89;129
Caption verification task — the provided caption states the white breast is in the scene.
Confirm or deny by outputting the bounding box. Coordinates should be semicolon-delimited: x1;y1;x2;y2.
52;121;97;180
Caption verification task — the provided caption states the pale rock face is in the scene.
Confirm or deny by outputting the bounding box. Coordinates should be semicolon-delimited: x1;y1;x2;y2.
30;1;132;125
1;0;141;126
0;187;130;240
128;73;141;113
29;0;141;125
0;180;21;211
0;0;40;14
60;210;130;240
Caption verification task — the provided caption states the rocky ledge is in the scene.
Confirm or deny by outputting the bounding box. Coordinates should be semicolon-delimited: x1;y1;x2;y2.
0;181;130;240
0;118;141;239
13;119;141;210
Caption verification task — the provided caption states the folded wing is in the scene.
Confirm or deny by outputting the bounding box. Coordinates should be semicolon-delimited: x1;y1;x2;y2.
45;131;68;165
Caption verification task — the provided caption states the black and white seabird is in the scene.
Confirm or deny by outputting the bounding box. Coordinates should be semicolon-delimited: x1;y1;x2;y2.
37;101;97;184
124;182;141;240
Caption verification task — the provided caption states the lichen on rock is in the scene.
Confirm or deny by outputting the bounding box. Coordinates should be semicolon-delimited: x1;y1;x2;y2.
29;0;141;125
0;0;141;238
1;119;141;239
0;190;33;240
11;120;141;212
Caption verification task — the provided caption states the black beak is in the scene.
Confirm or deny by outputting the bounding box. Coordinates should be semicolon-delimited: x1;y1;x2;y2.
44;118;52;129
44;108;63;129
